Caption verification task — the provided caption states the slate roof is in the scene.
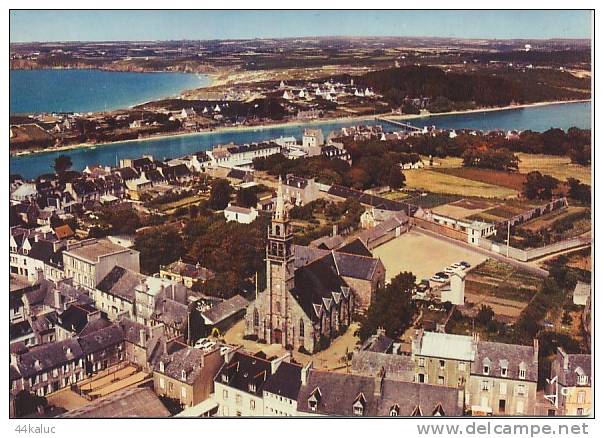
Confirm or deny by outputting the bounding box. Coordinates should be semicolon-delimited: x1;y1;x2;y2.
116;167;139;181
472;340;538;382
291;253;349;322
14;338;84;379
333;252;381;281
60;387;170;418
153;298;188;330
10;320;34;341
337;238;373;257
297;370;462;416
78;324;124;355
154;343;209;385
310;234;345;250
227;168;251;180
162;164;191;180
118;318;154;347
201;295;249;325
144;169;165;183
351;351;415;382
415;332;476;362
216;351;272;396
263;361;303;400
57;304;102;334
360;332;394;353
328;184;416;213
96;266;145;303
557;351;592;387
284;174;309;189
162;260;215;282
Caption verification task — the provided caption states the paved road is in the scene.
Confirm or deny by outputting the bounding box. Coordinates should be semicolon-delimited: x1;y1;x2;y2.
414;226;550;278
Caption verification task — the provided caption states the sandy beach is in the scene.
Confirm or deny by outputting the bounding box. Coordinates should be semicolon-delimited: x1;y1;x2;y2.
10;99;591;158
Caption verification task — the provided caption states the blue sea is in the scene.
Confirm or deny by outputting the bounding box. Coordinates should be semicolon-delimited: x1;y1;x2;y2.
8;68;591;180
10;69;210;114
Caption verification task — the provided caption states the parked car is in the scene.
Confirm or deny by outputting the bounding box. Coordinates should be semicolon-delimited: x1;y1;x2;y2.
430;275;446;283
460;261;471;269
444;266;456;274
434;271;448;278
450;263;462;269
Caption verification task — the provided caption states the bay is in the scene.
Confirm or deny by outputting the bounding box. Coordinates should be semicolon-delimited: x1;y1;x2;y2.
10;101;591;180
9;69;209;114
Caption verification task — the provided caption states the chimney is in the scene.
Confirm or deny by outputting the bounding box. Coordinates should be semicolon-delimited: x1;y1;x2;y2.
301;361;313;386
374;367;385;397
139;329;147;347
53;287;62;310
559;347;569;370
533;339;539;364
332;224;338;237
87;310;101;322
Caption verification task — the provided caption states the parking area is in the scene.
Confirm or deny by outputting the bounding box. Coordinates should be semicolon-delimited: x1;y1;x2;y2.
372;230;488;282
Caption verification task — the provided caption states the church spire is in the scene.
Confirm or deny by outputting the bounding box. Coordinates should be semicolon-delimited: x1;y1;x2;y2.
275;175;287;221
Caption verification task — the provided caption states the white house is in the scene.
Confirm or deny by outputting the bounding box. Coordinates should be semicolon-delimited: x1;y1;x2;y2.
224;204;258;224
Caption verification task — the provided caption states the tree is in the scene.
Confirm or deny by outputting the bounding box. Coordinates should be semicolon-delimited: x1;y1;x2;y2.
134;225;184;274
13;390;48;418
388;165;406;189
359;272;416;341
476;305;495;326
236;187;259;208
53;154;72;174
567;178;591;204
102;207;141;235
208;178;233;210
523;171;560;200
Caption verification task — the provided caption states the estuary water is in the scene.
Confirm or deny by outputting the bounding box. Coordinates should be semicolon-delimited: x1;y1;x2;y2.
10;69;210;114
9;100;591;180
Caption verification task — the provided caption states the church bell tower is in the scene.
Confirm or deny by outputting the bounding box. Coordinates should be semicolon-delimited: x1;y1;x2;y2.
266;177;295;345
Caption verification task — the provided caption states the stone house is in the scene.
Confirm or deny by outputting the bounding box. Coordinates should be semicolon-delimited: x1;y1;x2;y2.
548;348;592;416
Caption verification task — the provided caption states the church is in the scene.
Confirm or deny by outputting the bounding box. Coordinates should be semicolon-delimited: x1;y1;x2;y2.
245;180;385;353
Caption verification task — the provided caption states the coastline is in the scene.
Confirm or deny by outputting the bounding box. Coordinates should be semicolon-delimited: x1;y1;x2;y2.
10;99;591;158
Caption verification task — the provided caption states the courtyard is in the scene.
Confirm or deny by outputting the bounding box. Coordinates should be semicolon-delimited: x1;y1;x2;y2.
372;229;488;282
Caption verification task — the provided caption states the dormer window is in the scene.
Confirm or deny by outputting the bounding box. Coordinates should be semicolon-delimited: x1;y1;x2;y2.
181;370;187;381
308;388;321;412
352;394;366;416
577;373;588;386
499;360;508;377
222;374;229;383
159;361;165;372
389;404;400;416
249;383;256;393
519;363;527;380
483;365;490;375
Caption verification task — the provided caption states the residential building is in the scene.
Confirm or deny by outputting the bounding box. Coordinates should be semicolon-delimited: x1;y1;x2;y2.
548;348;592;416
159;260;215;289
62;238;140;289
94;266;145;320
224;203;259;224
411;330;476;388
263;360;303;416
154;343;223;408
467;340;539;416
283;174;320;206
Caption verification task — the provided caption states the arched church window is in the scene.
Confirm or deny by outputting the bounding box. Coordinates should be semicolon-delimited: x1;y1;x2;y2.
275;301;281;313
275;225;281;236
253;309;259;327
299;319;305;337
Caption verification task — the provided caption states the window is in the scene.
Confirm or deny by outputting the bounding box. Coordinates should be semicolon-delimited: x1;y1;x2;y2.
417;373;425;383
418;357;425;367
578;391;586;404
253;309;259;327
577;374;588;385
516;385;526;396
353;402;364;416
519;367;526;380
389;405;400;416
236;394;242;405
501;367;508;377
483;365;490;375
223;389;228;400
458;362;466;372
250;400;255;410
577;408;584;415
438;376;445;385
275;301;281;313
439;360;445;369
499;399;506;414
222;406;229;416
181;387;187;398
482;381;490;391
159;378;165;389
299;319;305;338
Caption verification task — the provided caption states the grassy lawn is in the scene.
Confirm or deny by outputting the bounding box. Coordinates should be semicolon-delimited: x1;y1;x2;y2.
405;192;462;209
404;169;518;198
516;153;592;185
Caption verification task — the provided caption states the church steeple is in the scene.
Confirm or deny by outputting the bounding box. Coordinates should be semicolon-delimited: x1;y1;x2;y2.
267;176;294;264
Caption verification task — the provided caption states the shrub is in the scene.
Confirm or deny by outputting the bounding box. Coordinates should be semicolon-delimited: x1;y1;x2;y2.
298;345;310;355
243;334;258;341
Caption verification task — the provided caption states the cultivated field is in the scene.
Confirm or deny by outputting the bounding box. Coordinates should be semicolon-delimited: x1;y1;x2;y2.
403;169;518;198
464;259;543;320
434;167;527;191
516;153;592;185
372;230;488;282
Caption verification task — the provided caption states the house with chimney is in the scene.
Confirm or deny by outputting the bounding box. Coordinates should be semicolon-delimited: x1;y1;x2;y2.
548;348;592;416
467;339;539;416
283;174;320;206
153;342;223;408
159;260;215;289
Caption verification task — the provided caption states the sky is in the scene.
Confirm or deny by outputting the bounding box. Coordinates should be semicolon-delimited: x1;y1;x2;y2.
10;10;592;43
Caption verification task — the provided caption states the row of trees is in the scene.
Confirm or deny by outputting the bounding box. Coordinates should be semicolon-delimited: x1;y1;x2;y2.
462;146;520;171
